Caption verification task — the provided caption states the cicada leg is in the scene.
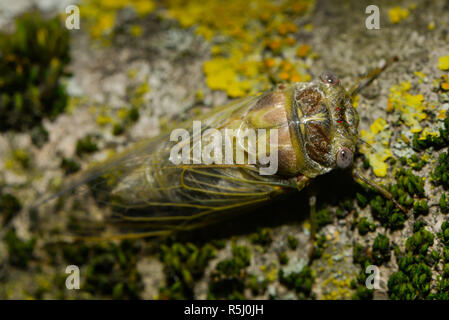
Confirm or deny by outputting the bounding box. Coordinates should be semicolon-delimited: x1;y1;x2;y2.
349;56;398;97
307;194;317;264
352;169;408;214
295;175;317;263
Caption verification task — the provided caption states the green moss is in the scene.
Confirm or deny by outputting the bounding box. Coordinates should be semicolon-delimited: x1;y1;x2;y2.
247;273;267;296
432;151;449;190
76;135;99;156
0;193;22;226
412;113;449;151
430;280;449;299
388;219;437;299
427;223;449;298
5;228;35;269
287;235;298;250
336;199;353;219
443;247;449;263
443;263;449;277
159;241;216;299
316;207;333;229
356;192;368;207
394;168;425;198
372;234;390;265
127;107;140;123
61;241;90;266
413;220;426;233
12;149;31;169
112;123;125;136
250;228;273;247
30;124;49;147
279;251;288;265
361;168;427;230
430;250;440;265
400;156;407;166
208;244;251;299
405;225;434;256
0;11;70;132
362;156;370;170
408;154;426;171
357;217;376;235
84;241;143;299
351;243;374;300
311;235;327;260
61;158;81;175
112;107;140;136
413;199;429;217
279;265;314;299
210;238;227;249
440;194;449;213
389;157;397;165
388;253;432;299
438;221;449;246
353;243;371;266
351;285;374;300
335;208;347;219
369;195;406;230
388;270;417;300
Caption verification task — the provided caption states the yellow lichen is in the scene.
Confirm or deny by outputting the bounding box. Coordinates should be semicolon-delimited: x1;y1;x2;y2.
437;109;447;120
321;276;353;300
438;54;449;71
81;0;156;39
133;0;156;16
388;6;410;24
203;58;252;97
163;0;315;97
296;44;311;58
388;81;427;133
97;114;113;126
414;71;427;83
370;117;387;134
304;23;313;31
360;118;392;177
419;128;440;141
130;25;143;37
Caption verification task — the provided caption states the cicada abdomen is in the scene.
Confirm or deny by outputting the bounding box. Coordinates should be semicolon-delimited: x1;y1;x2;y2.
37;71;361;239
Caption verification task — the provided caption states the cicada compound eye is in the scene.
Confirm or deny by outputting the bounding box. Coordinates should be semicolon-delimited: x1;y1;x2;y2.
320;71;339;86
336;147;353;169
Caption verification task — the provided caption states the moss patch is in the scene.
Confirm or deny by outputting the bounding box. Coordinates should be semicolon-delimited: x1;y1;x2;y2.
208;244;251;299
5;228;36;269
158;241;216;299
0;11;70;132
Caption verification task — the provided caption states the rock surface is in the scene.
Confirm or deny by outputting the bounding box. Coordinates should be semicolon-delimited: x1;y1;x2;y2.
1;0;449;299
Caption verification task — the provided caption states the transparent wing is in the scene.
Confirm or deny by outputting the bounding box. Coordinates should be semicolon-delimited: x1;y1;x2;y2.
35;95;297;239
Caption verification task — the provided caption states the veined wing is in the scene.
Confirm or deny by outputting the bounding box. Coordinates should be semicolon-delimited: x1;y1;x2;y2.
35;94;298;239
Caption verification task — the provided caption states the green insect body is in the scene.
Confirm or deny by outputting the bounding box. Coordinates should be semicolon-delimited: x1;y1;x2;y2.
37;70;382;240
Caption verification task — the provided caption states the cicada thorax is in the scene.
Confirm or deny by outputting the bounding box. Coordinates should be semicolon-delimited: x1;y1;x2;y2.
236;88;297;176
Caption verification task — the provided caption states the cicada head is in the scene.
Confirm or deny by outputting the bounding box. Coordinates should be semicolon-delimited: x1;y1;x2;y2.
243;71;359;178
288;71;359;177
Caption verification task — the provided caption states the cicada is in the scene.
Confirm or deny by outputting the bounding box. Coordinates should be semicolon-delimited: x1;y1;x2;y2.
35;58;403;242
